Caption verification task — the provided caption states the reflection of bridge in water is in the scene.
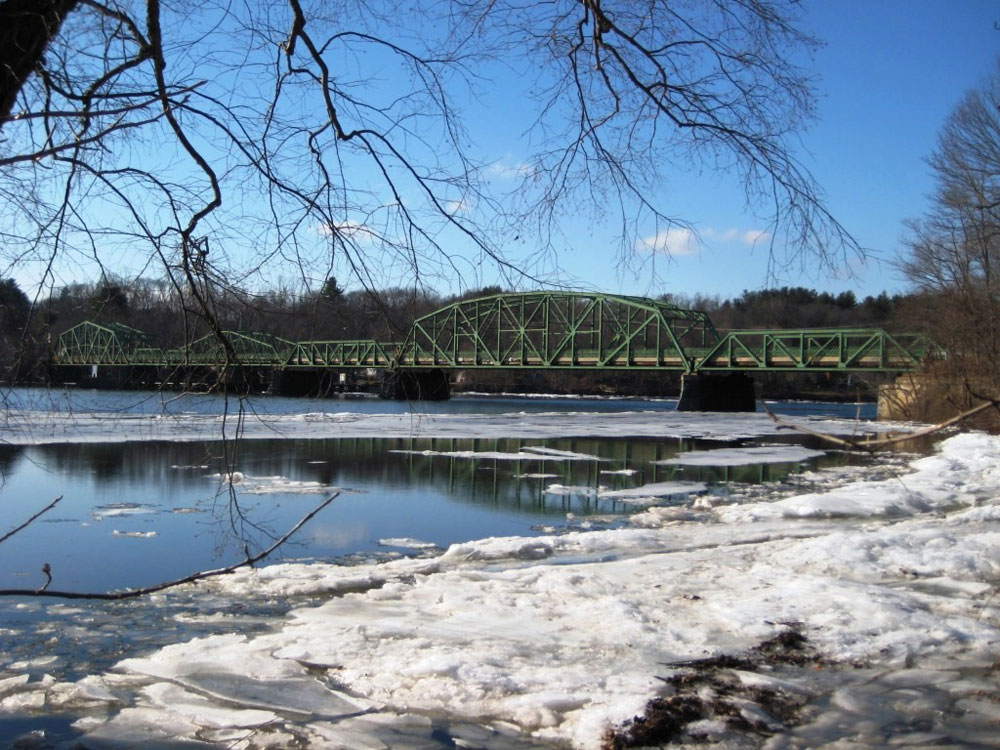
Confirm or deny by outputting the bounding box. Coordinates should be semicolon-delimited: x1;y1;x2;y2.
51;291;938;410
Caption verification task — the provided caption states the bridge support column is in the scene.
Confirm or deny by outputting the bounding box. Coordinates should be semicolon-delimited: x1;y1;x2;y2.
271;369;351;397
74;365;132;389
676;373;756;412
380;368;451;401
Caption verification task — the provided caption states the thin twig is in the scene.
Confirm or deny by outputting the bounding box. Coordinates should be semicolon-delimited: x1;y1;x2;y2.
0;495;63;545
763;398;1000;452
0;492;339;600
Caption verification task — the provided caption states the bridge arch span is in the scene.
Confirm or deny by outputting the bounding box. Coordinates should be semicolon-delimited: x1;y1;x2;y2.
394;291;719;370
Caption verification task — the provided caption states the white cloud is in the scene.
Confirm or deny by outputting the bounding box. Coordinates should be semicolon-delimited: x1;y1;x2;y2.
637;227;699;256
445;199;469;215
701;226;771;247
704;227;739;242
741;229;770;245
486;159;535;180
637;225;770;256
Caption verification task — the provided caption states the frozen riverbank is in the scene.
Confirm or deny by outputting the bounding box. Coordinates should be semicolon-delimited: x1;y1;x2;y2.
3;430;999;748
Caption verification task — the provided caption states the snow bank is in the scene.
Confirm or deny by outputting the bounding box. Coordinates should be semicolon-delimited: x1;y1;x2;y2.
7;433;1000;749
716;431;997;522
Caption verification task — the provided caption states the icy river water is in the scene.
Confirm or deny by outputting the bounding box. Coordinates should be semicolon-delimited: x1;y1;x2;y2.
1;389;999;749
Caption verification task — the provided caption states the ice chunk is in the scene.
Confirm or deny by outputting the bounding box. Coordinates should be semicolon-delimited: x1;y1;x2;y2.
521;446;607;461
92;502;158;520
46;676;118;708
143;682;278;728
544;483;598;496
654;444;825;466
378;538;439;550
77;706;207;748
598;481;706;500
208;472;339;495
0;689;45;711
117;634;371;720
0;674;30;697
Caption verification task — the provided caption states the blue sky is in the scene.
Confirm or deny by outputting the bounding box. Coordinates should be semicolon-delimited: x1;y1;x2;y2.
543;0;1000;302
12;1;999;304
470;0;1000;303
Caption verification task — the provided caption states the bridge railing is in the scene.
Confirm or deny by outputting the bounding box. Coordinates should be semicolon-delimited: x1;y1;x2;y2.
286;340;396;368
394;345;692;368
692;329;942;372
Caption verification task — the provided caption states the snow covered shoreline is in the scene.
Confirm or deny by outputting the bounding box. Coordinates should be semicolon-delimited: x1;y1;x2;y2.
3;430;999;748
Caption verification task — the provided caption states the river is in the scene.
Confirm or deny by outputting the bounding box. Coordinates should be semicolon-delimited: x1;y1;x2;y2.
0;389;874;595
4;389;996;750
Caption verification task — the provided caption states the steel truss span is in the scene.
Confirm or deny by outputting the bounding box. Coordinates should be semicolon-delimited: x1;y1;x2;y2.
52;291;938;374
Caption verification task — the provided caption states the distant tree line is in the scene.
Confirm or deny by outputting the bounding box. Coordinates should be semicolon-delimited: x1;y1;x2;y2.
661;287;904;331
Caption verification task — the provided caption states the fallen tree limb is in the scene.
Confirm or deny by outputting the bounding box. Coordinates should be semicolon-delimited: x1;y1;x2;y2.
0;492;339;600
764;398;1000;452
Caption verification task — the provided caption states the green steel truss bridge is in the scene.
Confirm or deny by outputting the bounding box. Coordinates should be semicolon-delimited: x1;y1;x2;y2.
52;291;938;374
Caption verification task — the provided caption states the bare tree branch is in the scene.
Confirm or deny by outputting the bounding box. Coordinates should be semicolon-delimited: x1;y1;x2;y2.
762;399;1000;452
0;494;63;545
0;491;338;600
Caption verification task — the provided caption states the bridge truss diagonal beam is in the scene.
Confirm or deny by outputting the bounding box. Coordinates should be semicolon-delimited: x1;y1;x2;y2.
397;291;719;370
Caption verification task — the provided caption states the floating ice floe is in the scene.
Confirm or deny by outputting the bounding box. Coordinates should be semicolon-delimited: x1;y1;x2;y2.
597;481;708;503
390;447;605;461
91;502;158;521
654;444;826;466
112;530;157;538
521;446;607;461
545;483;599;496
378;538;440;550
208;472;340;495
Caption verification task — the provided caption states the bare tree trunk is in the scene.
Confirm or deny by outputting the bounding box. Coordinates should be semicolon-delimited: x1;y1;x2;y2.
0;0;79;124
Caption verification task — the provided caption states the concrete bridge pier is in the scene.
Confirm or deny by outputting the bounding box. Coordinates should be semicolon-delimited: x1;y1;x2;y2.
49;364;133;389
676;373;756;412
380;368;451;401
270;369;349;398
214;366;273;395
